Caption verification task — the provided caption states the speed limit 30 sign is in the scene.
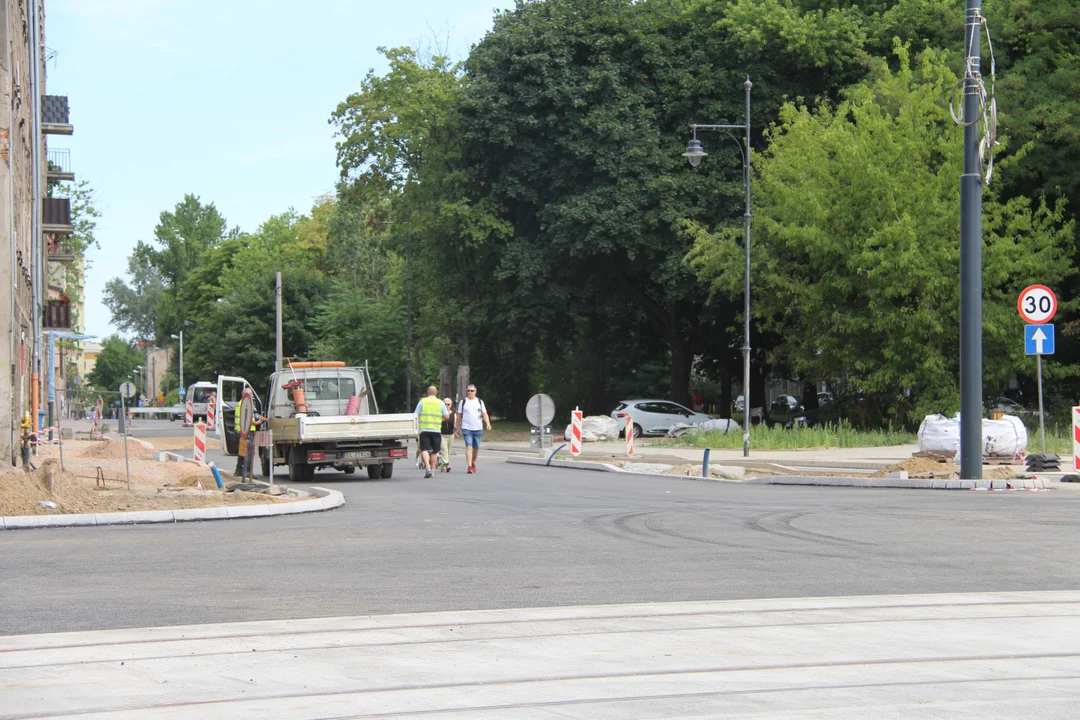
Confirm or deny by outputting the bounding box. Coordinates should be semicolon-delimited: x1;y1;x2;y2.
1018;285;1057;324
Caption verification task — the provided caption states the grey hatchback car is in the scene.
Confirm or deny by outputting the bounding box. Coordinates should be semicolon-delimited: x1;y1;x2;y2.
611;400;712;438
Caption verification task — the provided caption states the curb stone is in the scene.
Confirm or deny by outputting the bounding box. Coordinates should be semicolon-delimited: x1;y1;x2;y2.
507;457;1049;491
0;487;344;531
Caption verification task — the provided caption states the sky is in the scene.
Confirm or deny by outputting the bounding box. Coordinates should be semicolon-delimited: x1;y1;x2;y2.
45;0;513;340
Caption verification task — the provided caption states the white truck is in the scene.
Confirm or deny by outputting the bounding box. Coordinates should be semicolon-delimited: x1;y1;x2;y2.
216;363;417;482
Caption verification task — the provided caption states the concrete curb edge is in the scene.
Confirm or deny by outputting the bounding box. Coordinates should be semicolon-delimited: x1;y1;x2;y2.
0;487;345;531
506;457;1048;491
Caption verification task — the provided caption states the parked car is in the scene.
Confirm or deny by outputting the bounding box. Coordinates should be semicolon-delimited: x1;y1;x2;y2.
169;403;186;422
986;396;1033;417
610;400;712;438
766;394;843;428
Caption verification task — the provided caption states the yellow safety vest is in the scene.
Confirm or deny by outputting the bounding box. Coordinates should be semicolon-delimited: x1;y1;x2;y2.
418;396;444;433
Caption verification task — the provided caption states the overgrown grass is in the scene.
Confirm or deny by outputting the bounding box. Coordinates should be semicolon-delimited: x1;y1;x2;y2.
1037;426;1072;455
658;420;916;450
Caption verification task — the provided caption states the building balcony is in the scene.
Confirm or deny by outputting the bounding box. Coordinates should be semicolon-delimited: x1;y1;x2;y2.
46;234;77;263
42;197;74;234
42;95;73;135
43;299;72;330
47;148;74;182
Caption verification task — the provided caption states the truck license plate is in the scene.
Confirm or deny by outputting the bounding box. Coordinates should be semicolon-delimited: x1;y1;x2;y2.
344;451;372;459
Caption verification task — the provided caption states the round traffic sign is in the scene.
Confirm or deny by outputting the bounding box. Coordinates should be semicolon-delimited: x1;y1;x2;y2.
239;389;254;437
1018;285;1057;324
525;393;556;428
118;381;136;399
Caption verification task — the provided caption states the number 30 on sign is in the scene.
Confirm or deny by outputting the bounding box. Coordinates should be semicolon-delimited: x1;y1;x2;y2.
1018;285;1057;325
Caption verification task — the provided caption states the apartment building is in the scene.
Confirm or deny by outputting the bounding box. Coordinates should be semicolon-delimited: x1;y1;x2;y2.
0;0;78;463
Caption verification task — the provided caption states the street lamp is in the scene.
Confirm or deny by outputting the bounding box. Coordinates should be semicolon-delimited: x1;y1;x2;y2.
170;328;189;396
683;77;753;457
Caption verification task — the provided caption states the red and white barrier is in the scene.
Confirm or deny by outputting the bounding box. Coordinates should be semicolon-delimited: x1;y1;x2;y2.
570;408;583;456
193;421;207;463
206;393;217;433
1073;406;1080;472
185;400;193;425
625;414;634;456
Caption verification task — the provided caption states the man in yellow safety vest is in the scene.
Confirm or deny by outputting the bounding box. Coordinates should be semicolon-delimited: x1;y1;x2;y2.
413;385;449;478
234;392;266;478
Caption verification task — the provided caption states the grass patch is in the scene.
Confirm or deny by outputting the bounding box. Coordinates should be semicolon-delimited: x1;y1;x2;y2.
658;421;916;450
1037;427;1072;455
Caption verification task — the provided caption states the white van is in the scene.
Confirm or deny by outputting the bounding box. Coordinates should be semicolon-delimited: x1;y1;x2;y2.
185;381;217;421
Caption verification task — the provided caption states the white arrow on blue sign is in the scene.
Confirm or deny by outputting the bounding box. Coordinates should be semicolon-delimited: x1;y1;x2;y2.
1025;323;1055;355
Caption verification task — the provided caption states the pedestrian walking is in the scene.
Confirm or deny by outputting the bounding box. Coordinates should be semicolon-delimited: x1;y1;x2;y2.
414;385;449;479
455;384;491;474
438;397;455;472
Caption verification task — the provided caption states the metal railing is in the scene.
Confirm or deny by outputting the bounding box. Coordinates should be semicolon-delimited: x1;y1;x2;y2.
46;234;76;260
47;148;71;173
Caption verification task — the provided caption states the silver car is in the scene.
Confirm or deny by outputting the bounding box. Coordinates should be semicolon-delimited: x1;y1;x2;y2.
611;399;712;438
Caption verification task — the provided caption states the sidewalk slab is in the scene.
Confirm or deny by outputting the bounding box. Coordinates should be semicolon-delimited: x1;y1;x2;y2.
2;591;1077;719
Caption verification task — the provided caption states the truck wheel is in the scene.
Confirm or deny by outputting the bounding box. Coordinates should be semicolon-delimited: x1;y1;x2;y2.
260;452;270;478
288;449;305;482
304;464;316;482
380;462;394;479
366;464;382;480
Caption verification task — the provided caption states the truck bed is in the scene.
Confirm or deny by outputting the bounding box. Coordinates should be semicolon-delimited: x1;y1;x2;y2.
271;413;418;443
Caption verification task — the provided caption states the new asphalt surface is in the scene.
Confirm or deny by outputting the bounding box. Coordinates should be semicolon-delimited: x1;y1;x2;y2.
3;455;1080;636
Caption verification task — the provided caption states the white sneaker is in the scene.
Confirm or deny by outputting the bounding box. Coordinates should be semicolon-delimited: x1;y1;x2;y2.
424;469;433;478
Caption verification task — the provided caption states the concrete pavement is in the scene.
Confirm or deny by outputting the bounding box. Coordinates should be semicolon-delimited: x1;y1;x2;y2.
4;460;1080;635
2;591;1078;718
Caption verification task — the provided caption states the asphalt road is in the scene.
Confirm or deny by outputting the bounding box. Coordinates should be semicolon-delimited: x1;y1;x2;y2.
3;457;1080;636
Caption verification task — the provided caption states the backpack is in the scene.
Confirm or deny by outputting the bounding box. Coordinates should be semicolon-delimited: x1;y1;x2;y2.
457;397;486;416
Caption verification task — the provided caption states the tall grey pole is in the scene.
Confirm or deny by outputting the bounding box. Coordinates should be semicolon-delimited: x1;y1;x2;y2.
959;0;983;479
29;1;43;435
406;231;413;411
1036;354;1046;454
275;271;283;370
178;330;184;392
742;78;752;457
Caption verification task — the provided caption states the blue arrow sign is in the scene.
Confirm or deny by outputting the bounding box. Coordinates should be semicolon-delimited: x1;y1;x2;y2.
1025;324;1055;355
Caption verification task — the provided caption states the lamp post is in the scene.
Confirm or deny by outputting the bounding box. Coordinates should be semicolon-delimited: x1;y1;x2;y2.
682;77;753;457
171;331;185;395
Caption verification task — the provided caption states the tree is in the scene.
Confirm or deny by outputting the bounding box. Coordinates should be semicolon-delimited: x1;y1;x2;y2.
103;195;229;345
688;44;1075;422
102;250;166;340
87;335;143;392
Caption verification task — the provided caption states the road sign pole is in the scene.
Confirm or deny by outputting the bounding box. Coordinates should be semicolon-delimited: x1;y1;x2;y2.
120;393;131;491
1037;353;1046;455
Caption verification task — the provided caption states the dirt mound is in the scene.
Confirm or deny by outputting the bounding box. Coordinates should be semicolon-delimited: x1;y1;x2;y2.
78;437;155;461
0;458;292;517
873;457;1016;480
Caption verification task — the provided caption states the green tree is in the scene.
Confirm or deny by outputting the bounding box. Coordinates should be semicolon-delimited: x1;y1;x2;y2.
688;44;1075;422
102;251;166;340
87;335;143;392
103;195;229;345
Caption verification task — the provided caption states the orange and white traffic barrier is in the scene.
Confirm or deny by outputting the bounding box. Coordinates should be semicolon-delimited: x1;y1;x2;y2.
193;421;207;463
1073;406;1080;472
206;393;217;433
570;408;583;456
625;414;634;456
185;400;193;425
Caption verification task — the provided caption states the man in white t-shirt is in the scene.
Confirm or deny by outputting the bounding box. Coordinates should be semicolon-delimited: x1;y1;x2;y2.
455;384;491;474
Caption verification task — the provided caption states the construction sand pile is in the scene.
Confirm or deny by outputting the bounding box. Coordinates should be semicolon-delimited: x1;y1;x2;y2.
0;457;293;518
873;457;1016;480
